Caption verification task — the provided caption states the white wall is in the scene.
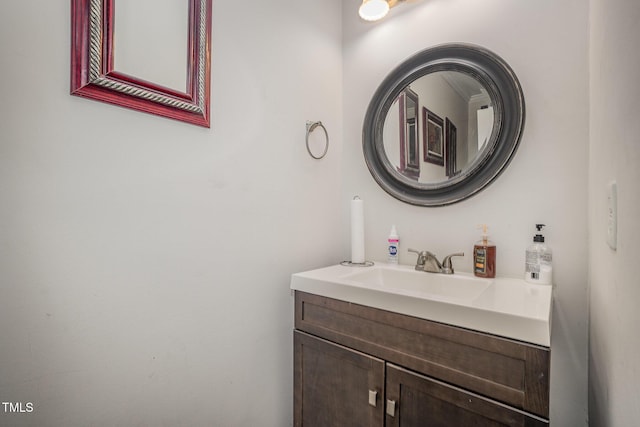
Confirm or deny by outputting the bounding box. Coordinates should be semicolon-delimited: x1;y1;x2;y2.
589;0;640;425
342;0;589;425
0;1;342;425
8;1;632;426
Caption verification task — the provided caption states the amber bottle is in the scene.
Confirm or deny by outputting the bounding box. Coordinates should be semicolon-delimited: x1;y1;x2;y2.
474;225;496;278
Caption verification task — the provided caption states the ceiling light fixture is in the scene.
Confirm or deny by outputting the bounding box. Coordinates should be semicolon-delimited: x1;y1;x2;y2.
358;0;403;22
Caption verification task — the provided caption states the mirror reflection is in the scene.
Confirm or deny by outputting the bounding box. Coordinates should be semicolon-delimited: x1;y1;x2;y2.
383;71;494;184
115;0;188;92
363;44;525;206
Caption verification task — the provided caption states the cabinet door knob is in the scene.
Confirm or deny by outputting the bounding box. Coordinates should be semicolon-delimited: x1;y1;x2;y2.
386;399;396;417
368;390;377;407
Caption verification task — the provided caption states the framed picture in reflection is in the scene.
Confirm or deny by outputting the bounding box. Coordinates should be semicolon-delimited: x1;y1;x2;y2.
423;107;444;166
445;117;458;177
398;88;420;179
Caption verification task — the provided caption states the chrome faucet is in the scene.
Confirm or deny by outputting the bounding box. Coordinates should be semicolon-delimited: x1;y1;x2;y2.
408;249;464;274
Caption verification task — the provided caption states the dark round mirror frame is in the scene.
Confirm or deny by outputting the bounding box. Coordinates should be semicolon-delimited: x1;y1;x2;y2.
363;43;525;206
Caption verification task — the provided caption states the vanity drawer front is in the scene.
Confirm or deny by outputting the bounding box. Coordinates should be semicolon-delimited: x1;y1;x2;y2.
294;291;550;418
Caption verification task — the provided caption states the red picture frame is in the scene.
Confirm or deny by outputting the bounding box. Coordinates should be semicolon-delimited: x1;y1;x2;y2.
398;89;420;179
70;0;212;127
423;107;444;166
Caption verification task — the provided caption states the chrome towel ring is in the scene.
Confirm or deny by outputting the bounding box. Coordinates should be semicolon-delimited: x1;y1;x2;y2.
305;121;329;159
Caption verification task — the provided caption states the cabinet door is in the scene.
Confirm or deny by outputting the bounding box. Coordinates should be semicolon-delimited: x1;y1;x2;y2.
294;331;385;427
385;364;548;427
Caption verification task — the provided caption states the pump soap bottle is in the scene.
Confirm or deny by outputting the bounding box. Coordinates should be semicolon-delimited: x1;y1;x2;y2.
474;224;496;278
525;224;553;285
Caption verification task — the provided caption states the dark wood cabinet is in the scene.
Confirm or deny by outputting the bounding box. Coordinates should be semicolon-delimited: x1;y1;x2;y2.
294;331;384;427
386;364;547;427
293;291;550;426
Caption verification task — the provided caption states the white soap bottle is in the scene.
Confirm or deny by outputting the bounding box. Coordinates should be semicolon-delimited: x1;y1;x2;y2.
387;225;399;264
525;224;553;285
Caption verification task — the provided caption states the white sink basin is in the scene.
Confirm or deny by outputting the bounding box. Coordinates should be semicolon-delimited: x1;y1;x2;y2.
290;263;552;346
341;266;492;303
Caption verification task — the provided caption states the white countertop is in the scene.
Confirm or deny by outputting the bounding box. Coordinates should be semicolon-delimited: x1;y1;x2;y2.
290;262;552;347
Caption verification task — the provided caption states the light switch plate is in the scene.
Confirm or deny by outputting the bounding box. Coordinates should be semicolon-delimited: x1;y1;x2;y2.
607;181;617;250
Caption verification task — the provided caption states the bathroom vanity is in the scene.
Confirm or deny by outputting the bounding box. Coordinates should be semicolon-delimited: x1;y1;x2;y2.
291;264;552;426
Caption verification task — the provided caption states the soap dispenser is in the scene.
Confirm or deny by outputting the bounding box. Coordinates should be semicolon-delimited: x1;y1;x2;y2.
525;224;553;285
473;224;496;278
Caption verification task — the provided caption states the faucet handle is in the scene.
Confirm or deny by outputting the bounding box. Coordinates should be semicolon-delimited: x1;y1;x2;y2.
441;252;464;274
408;248;426;270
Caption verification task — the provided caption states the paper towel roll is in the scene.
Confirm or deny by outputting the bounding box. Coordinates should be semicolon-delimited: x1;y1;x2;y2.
351;197;365;263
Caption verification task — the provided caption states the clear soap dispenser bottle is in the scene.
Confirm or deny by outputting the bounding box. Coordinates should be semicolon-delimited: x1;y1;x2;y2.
474;224;496;278
525;224;553;285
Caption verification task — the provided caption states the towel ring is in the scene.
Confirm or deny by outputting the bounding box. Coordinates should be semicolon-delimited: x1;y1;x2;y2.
305;121;329;159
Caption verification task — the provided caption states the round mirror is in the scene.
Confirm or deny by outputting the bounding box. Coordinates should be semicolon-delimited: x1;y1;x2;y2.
363;44;525;206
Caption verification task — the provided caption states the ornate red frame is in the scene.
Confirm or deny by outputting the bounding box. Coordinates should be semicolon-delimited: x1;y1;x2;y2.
70;0;212;127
